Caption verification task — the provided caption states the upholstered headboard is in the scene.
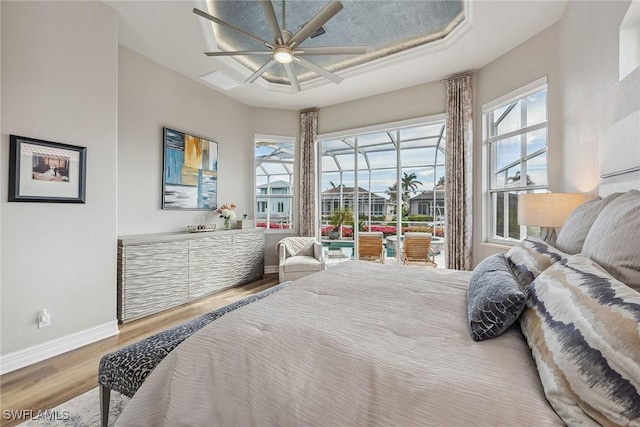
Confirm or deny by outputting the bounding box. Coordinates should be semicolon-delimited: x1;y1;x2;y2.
599;109;640;196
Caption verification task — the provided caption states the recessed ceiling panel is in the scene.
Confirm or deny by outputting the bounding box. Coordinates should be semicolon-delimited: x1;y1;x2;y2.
208;0;464;84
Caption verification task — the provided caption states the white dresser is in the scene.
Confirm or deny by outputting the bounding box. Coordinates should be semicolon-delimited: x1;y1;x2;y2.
117;228;265;323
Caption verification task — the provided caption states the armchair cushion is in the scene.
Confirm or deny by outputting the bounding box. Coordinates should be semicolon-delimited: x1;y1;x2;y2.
283;255;323;273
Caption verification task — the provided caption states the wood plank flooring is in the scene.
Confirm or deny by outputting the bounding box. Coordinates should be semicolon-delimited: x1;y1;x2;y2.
0;274;279;427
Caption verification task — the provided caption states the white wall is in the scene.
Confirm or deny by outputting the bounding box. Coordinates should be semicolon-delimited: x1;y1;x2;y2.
558;0;640;193
117;47;252;235
318;81;446;135
1;1;118;356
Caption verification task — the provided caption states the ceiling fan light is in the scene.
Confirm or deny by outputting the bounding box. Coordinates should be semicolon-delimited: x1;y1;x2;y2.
273;47;293;64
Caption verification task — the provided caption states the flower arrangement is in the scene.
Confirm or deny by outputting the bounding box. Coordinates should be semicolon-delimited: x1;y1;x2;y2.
216;203;237;229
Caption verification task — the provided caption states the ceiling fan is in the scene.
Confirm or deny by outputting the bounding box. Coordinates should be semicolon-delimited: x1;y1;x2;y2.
193;0;367;93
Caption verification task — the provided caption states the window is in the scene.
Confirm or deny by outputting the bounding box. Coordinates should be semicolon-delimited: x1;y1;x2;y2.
484;79;548;242
255;135;295;231
318;116;446;264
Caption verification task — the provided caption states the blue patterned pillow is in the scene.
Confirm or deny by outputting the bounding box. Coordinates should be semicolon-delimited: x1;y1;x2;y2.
467;253;525;341
505;237;567;290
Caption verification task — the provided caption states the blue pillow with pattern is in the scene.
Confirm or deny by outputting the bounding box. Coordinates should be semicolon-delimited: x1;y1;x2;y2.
467;253;525;341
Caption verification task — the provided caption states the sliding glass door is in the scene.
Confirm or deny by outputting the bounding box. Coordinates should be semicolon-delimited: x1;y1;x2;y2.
318;118;446;264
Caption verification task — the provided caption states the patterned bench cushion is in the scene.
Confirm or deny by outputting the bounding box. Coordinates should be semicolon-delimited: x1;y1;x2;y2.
99;283;287;398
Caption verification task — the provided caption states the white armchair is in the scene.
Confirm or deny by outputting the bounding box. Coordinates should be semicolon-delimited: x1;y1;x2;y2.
277;237;326;283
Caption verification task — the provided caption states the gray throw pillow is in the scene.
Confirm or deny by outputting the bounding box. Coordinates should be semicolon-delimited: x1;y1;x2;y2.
582;190;640;292
467;253;525;342
555;193;622;254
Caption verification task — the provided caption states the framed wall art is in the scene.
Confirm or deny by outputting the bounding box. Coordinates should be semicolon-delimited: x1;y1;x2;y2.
8;135;87;203
162;127;218;210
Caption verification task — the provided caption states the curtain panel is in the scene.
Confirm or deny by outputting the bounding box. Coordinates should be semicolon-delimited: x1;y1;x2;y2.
444;74;473;270
299;110;318;238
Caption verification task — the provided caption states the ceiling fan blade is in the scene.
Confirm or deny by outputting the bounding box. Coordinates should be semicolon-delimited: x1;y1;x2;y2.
205;51;272;57
283;63;301;93
193;8;273;49
246;58;277;83
296;56;342;84
296;46;367;55
287;0;343;48
260;0;284;44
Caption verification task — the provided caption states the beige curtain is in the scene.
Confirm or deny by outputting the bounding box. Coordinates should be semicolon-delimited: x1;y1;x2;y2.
299;109;318;237
445;74;473;270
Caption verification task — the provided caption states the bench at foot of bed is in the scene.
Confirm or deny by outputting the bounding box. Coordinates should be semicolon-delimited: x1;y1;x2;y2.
97;282;288;427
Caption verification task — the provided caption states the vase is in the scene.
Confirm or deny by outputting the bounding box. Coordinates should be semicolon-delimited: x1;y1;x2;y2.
224;217;231;230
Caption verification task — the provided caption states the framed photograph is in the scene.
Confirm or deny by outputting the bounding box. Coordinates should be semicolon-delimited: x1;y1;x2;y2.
8;135;87;203
162;127;218;210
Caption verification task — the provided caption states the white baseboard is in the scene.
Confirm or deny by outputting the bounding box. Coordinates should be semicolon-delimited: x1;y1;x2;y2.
264;265;278;274
0;320;119;375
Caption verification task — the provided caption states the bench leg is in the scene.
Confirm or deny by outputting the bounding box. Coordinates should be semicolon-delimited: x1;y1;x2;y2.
100;384;111;427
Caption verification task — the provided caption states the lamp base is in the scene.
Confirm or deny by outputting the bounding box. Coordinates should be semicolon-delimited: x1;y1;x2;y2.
540;227;557;246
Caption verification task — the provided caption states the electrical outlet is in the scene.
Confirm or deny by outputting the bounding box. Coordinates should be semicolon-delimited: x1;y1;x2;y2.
38;309;51;329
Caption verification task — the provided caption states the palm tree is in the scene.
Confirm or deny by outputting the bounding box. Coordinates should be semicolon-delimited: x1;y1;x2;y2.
402;172;423;194
385;183;399;215
401;172;422;213
386;173;423;216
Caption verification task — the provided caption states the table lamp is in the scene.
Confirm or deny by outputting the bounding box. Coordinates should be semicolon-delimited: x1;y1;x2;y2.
517;193;584;244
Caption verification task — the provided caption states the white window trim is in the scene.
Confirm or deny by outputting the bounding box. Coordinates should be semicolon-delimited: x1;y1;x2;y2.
317;114;447;259
254;133;297;234
318;114;446;141
482;76;548;246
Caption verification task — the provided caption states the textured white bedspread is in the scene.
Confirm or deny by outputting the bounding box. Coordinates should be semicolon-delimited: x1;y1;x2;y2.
116;261;562;426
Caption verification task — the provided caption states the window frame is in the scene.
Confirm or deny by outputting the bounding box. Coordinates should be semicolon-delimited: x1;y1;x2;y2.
317;114;447;262
483;77;549;245
254;134;297;234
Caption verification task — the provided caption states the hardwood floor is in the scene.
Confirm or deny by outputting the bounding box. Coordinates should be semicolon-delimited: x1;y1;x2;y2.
0;274;279;427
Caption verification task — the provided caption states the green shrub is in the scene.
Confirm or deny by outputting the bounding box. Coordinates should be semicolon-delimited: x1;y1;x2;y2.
406;214;434;222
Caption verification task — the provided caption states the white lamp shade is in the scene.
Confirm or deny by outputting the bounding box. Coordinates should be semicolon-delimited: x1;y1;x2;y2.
518;193;584;227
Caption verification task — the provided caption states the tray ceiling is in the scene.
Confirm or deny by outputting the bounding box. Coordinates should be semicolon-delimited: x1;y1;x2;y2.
208;0;464;84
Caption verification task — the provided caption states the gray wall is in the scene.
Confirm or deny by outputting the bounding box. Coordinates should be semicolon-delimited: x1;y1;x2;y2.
118;47;251;235
1;1;118;354
318;81;446;135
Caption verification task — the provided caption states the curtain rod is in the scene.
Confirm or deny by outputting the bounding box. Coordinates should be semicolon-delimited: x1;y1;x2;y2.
439;71;474;83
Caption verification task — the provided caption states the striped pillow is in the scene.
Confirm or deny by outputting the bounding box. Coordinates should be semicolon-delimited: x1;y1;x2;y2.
520;254;640;426
505;238;567;290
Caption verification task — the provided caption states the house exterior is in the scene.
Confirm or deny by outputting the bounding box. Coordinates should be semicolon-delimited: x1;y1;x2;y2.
409;189;446;218
321;187;389;220
256;180;293;226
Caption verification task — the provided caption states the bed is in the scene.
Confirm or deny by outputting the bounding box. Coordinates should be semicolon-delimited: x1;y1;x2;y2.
115;184;640;426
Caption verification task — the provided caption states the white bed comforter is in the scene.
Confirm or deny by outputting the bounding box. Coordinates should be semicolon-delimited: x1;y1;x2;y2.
116;261;562;426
